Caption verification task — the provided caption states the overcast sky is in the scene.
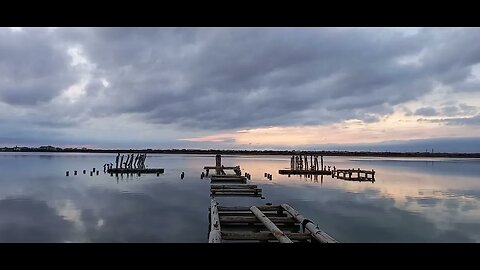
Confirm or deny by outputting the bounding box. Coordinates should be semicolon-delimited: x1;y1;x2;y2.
1;27;480;151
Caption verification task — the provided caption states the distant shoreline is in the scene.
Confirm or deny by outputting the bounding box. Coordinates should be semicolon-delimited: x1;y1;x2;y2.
1;148;480;158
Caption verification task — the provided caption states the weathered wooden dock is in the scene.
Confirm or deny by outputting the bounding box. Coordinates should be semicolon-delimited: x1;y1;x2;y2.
333;168;375;182
209;199;337;243
205;154;261;197
107;168;164;174
206;154;337;243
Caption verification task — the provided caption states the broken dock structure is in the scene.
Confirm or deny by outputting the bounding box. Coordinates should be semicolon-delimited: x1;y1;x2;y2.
105;152;164;176
333;168;375;182
209;199;337;243
207;154;337;243
204;154;262;197
279;154;332;175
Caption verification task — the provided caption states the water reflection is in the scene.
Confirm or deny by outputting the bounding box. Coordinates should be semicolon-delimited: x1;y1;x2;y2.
0;153;479;242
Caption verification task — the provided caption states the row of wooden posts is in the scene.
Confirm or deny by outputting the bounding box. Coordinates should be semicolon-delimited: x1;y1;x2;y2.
291;155;325;171
114;153;148;170
66;168;99;176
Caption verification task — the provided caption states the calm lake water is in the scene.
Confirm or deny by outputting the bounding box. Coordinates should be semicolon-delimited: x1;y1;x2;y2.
0;153;479;242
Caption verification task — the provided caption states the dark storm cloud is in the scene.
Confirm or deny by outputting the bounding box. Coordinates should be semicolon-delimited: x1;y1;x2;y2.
50;28;480;130
2;27;480;138
0;28;78;106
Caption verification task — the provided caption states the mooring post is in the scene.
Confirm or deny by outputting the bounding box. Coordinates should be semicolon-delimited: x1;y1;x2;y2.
83;170;86;174
66;171;69;176
74;170;77;175
93;168;96;173
321;155;324;171
90;171;93;176
96;171;99;175
215;154;221;172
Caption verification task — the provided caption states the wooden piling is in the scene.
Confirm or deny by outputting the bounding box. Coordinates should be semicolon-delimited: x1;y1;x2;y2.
90;171;93;176
66;171;69;176
321;156;324;172
74;171;77;175
83;170;86;174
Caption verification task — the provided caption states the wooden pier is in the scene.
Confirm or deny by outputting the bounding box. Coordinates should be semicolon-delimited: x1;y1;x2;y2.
206;154;337;243
209;199;337;243
205;154;261;197
107;168;164;174
333;168;375;182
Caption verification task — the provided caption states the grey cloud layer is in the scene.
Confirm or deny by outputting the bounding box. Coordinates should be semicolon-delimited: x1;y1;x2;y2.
1;28;480;142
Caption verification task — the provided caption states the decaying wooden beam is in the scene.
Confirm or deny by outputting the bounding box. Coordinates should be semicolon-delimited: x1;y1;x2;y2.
221;232;312;241
211;184;258;189
218;205;283;212
250;206;293;243
209;199;222;243
220;216;296;223
281;204;337;243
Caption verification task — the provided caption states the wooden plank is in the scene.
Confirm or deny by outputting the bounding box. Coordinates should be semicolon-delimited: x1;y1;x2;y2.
211;188;261;193
211;180;246;184
204;166;239;170
278;169;331;175
220;216;297;223
209;199;221;243
218;205;282;211
210;175;246;179
107;168;164;174
281;204;337;243
211;193;262;197
221;225;300;232
210;180;246;183
211;184;258;189
218;212;287;217
250;206;293;243
222;232;312;241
